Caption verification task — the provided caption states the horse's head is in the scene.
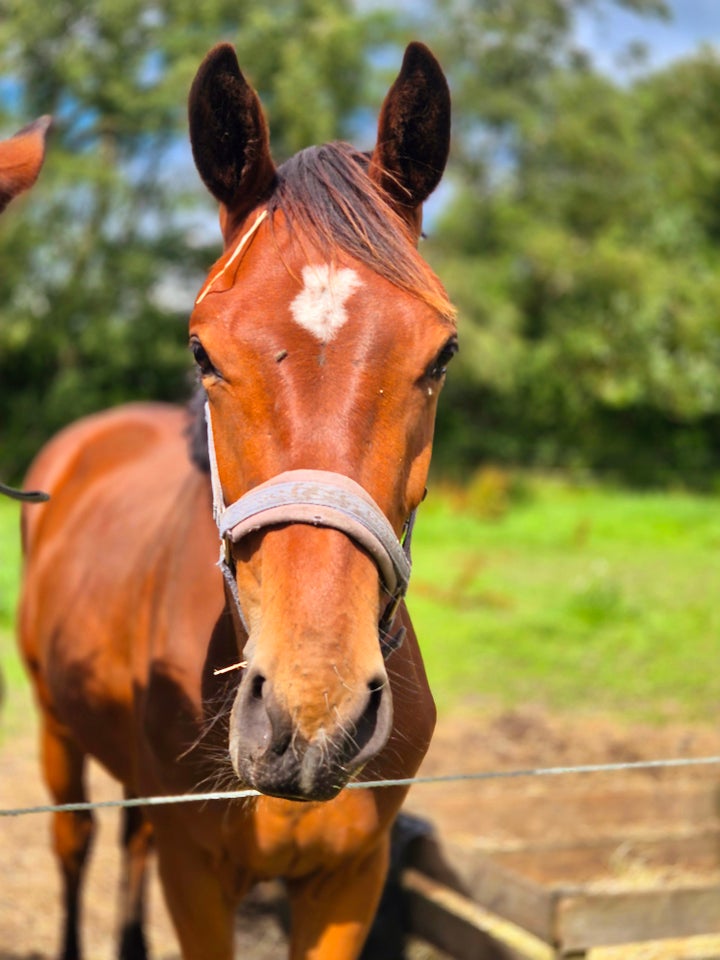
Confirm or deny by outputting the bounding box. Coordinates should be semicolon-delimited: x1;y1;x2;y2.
188;42;455;801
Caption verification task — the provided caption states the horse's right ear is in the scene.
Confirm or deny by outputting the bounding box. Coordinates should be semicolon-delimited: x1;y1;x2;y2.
189;44;277;242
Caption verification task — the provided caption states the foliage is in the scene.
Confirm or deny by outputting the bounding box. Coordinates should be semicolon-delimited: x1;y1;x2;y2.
410;0;720;485
0;0;388;478
0;500;19;632
3;0;720;487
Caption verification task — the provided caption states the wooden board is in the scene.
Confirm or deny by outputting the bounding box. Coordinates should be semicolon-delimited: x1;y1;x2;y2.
558;886;720;954
404;868;554;960
405;831;720;955
589;934;720;960
406;830;556;942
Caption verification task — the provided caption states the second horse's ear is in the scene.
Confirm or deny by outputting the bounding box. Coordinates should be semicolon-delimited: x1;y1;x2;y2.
188;43;277;243
0;115;52;214
369;42;451;232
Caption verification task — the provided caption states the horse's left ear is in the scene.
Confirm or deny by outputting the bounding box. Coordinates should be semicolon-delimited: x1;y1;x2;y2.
189;43;277;242
369;42;451;230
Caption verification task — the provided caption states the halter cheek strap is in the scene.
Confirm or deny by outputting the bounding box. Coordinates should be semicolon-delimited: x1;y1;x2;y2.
205;403;414;657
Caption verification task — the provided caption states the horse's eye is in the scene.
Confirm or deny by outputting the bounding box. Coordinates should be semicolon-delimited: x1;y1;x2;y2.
427;335;458;381
190;338;219;378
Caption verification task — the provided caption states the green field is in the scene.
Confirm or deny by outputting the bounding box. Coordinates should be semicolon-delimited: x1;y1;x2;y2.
2;474;719;724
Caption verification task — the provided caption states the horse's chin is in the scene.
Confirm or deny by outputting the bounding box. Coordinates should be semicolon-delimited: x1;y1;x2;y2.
231;740;349;802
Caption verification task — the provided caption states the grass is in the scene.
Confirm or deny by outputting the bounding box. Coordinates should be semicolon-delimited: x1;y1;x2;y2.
0;498;24;692
1;473;719;725
410;472;720;722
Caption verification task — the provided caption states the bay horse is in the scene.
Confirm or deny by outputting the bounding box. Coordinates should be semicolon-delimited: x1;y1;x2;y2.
1;115;51;503
18;41;455;960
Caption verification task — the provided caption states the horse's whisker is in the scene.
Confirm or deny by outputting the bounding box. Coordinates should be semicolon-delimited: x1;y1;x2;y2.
213;660;247;676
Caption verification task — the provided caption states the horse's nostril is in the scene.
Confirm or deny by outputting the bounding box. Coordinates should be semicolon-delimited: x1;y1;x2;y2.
368;675;386;694
353;679;385;746
271;731;292;757
365;684;383;723
250;673;265;701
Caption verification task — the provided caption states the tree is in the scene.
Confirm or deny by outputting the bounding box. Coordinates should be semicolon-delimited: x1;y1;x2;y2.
396;0;720;485
6;0;718;486
0;0;389;477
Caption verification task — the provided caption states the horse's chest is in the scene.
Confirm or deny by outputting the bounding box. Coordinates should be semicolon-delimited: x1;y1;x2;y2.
238;791;383;879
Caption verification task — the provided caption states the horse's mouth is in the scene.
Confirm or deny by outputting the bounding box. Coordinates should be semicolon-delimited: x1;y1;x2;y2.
238;743;347;802
229;690;393;803
228;661;393;802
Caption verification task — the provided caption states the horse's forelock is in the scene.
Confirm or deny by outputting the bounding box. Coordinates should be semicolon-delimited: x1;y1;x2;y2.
268;143;456;323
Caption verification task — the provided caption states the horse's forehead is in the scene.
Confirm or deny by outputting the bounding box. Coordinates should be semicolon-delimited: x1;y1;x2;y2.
192;214;439;351
289;263;363;343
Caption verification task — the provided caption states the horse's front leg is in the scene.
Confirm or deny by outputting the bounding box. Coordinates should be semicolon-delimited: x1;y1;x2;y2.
286;836;390;960
150;813;242;960
40;713;95;960
118;800;153;960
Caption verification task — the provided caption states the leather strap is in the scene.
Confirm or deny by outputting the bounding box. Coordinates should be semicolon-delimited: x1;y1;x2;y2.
205;403;414;656
219;470;411;598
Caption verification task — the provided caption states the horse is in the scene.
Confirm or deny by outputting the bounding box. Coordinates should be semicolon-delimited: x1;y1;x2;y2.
18;41;455;960
1;115;52;503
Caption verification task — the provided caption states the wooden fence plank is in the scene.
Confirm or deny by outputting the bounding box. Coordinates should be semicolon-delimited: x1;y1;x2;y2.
404;868;555;960
588;934;720;960
558;887;720;954
409;835;557;944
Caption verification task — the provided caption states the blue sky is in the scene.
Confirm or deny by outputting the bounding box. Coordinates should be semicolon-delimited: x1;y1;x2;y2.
576;0;720;75
365;0;720;69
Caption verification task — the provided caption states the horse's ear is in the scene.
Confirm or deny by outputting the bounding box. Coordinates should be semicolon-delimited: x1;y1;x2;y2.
369;42;450;230
0;115;51;214
189;43;276;241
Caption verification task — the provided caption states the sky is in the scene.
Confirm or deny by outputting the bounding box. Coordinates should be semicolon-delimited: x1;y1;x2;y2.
416;1;720;226
365;0;720;67
576;0;720;76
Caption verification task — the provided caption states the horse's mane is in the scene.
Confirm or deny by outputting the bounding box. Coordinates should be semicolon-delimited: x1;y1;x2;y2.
186;384;210;474
268;142;456;323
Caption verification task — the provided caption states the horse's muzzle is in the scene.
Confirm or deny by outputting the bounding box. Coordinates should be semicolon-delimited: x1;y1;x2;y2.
228;665;393;801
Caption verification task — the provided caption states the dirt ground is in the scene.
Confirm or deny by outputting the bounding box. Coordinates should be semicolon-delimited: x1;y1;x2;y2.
1;692;719;960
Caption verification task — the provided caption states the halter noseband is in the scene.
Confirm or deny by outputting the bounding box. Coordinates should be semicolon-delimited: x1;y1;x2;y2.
205;403;413;658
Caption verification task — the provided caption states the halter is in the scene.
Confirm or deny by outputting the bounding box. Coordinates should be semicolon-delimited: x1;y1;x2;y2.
205;403;414;658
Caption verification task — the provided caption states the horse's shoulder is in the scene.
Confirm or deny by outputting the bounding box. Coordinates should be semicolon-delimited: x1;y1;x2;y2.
22;402;191;554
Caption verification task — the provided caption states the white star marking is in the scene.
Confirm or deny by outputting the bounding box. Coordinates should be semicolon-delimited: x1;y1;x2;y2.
290;264;362;342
